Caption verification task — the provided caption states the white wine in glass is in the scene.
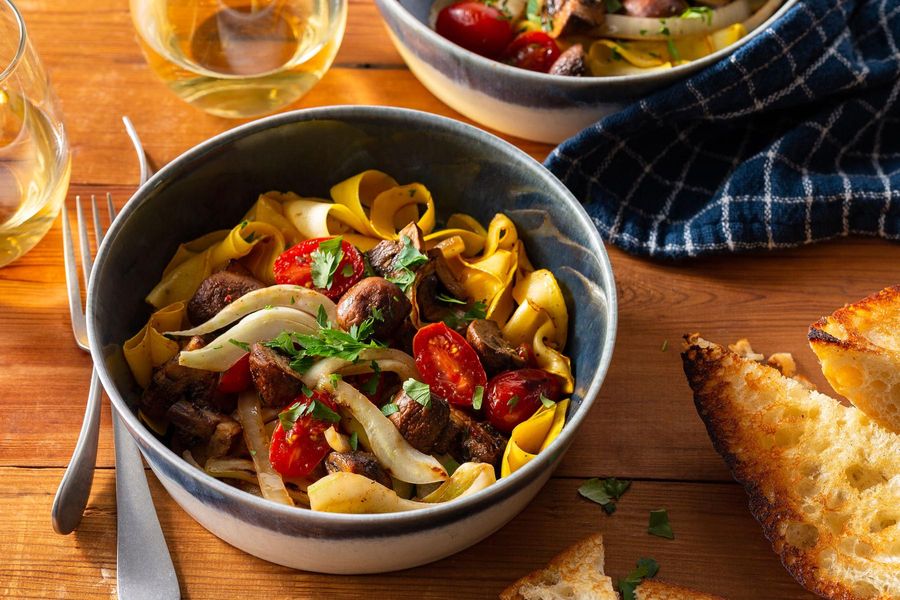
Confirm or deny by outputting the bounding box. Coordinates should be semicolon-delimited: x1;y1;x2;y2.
0;0;71;268
131;0;347;118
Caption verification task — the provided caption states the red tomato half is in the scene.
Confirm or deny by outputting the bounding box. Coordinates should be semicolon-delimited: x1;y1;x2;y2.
273;237;364;300
435;1;515;59
269;391;337;478
501;31;561;73
485;368;562;433
413;322;487;407
217;353;251;394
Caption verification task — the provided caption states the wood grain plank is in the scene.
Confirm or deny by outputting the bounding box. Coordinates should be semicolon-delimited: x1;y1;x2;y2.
0;467;816;599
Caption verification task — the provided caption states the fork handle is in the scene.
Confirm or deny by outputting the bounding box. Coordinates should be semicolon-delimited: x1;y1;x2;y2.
114;414;181;600
51;368;102;535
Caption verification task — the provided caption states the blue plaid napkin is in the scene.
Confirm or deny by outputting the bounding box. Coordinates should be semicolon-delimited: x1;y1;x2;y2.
545;0;900;258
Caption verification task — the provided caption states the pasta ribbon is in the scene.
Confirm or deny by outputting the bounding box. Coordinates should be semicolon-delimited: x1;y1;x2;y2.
123;302;186;388
369;184;436;239
501;399;569;477
145;220;283;309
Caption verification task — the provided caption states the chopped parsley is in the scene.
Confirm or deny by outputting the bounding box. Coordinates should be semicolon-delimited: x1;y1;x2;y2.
387;235;429;292
507;395;520;409
371;306;384;322
329;373;343;387
310;236;344;289
443;300;488;329
658;20;670;36
436;293;466;305
680;5;712;25
349;431;359;451
341;263;355;277
540;393;555;409
667;38;681;62
262;315;382;374
290;296;296;305
381;403;399;417
472;385;484;410
228;338;250;352
648;509;675;539
360;361;381;396
403;379;432;408
618;558;660;600
577;477;631;515
278;398;341;433
316;304;330;328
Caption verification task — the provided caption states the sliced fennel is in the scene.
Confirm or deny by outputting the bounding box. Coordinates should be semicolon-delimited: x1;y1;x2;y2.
166;285;336;337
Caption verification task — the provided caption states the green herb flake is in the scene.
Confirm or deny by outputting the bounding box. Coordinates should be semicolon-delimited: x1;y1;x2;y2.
310;236;344;290
349;431;359;451
240;220;249;229
648;509;675;539
307;399;342;424
341;263;355;277
472;385;484;410
611;47;624;61
395;236;429;270
381;403;399;417
618;558;660;600
228;338;250;352
316;304;330;328
403;379;432;408
249;449;257;456
360;361;381;396
212;345;223;350
540;394;555;409
439;454;460;476
605;0;622;11
680;5;712;25
371;306;384;322
245;232;256;243
387;269;416;293
329;373;343;387
436;293;466;305
658;20;670;36
639;28;648;35
278;402;305;434
667;38;680;61
290;296;296;305
507;395;520;409
577;477;631;515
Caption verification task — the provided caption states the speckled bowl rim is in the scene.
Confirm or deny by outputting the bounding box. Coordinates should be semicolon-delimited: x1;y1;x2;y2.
86;105;617;531
376;0;798;88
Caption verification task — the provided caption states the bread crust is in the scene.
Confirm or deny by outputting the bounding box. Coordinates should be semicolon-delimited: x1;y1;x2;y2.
682;335;900;600
635;579;726;600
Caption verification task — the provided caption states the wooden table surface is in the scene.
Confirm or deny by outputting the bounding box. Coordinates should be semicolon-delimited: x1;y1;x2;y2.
2;1;897;598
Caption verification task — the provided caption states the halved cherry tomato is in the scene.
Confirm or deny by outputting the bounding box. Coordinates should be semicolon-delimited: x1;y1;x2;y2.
413;322;487;407
435;1;515;59
501;31;561;73
485;368;562;433
273;237;364;300
217;353;251;394
269;391;338;478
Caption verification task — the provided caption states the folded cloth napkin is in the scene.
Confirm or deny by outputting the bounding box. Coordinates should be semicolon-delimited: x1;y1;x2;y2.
545;0;900;258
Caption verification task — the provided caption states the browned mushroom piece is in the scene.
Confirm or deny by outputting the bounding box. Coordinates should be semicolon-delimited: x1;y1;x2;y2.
411;266;465;328
449;407;508;467
621;0;688;17
165;400;242;458
187;269;265;326
545;0;606;38
140;336;218;420
366;222;427;278
549;44;588;77
336;277;412;340
387;389;451;454
247;343;306;407
466;319;527;375
325;451;393;488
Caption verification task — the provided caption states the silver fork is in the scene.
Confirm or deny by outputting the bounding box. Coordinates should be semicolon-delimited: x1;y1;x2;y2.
51;118;180;599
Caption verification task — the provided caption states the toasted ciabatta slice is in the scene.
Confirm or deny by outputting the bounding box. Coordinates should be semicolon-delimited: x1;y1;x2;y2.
499;533;618;600
635;579;725;600
682;335;900;600
809;285;900;433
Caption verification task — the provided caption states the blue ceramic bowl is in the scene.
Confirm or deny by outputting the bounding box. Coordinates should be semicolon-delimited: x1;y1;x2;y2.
86;106;617;573
375;0;798;143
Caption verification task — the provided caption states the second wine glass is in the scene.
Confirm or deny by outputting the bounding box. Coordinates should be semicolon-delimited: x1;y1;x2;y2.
130;0;347;118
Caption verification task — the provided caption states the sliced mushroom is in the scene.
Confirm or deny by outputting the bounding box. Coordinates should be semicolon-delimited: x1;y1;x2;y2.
187;270;265;327
325;451;393;488
466;319;527;375
247;343;306;407
387;389;451;454
545;0;606;38
621;0;688;17
449;407;507;467
165;400;242;459
549;44;588;77
140;336;218;420
336;277;411;340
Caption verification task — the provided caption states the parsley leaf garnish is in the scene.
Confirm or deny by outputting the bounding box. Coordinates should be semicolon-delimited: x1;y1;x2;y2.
387;236;428;292
316;304;330;328
507;395;520;408
667;38;681;61
228;338;250;352
360;361;381;396
436;293;466;305
349;431;359;451
443;300;488;329
278;402;305;433
381;403;399;417
472;385;484;410
278;398;341;432
341;263;355;277
310;236;344;290
371;306;384;322
540;393;555;409
307;399;342;423
578;477;631;515
262;315;382;374
618;558;659;600
403;379;431;408
648;509;675;539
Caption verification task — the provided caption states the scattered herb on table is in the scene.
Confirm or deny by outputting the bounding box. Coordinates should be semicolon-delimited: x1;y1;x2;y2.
577;477;631;514
618;557;660;600
648;508;675;539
